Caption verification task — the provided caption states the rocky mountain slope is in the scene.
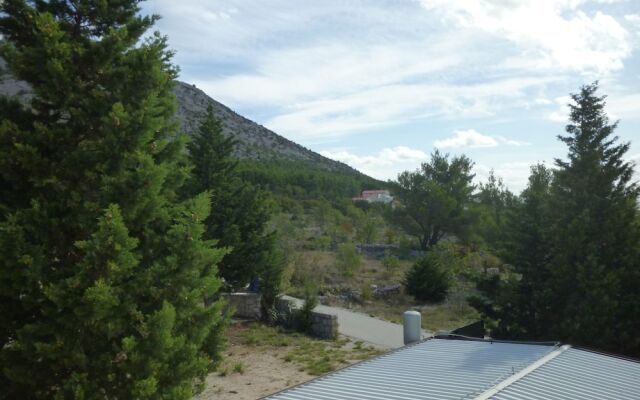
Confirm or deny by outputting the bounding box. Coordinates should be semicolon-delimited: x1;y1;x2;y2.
0;60;360;175
174;82;358;174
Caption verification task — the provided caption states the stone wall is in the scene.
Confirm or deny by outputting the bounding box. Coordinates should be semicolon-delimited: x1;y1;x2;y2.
221;292;261;320
276;297;338;340
310;312;338;339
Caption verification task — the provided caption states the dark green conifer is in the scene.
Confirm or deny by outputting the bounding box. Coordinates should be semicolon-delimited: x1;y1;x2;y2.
0;1;227;398
186;107;275;290
547;82;640;354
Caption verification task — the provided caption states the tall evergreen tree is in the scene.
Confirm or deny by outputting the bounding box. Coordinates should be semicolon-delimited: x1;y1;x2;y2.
547;82;640;355
475;170;516;254
470;164;554;340
186;107;274;290
471;83;640;357
0;1;227;398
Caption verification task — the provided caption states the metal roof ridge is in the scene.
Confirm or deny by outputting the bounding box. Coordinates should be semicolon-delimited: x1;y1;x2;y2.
471;344;572;400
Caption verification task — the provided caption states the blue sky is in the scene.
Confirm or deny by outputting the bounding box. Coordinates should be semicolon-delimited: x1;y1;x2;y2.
143;0;640;192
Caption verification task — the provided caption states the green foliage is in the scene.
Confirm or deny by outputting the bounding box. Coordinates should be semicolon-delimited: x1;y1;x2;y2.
296;284;319;334
237;159;382;204
392;150;476;250
469;164;555;340
472;83;640;357
475;170;517;253
360;284;374;302
382;254;401;273
260;243;287;319
335;242;363;277
546;82;640;355
404;253;451;303
356;216;378;244
186;107;275;289
0;2;228;397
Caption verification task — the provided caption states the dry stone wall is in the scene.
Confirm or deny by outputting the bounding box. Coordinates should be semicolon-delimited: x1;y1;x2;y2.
276;297;338;340
221;292;261;320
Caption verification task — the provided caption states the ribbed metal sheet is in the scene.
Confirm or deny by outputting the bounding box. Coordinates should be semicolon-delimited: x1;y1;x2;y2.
489;348;640;400
264;338;554;400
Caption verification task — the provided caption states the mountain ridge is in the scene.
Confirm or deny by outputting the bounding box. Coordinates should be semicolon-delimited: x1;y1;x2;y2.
0;59;365;177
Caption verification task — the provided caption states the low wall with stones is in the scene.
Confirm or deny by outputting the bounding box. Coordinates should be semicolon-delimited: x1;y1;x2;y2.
276;297;338;340
310;312;338;339
221;292;261;320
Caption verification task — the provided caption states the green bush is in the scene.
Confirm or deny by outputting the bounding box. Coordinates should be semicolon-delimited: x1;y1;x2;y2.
382;254;401;273
404;254;451;302
361;285;374;302
296;284;319;334
335;242;362;277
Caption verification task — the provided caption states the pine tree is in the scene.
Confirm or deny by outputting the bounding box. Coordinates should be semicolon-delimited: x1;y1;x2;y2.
476;170;516;254
470;164;554;340
392;150;476;250
547;82;640;355
0;1;227;398
472;83;640;357
186;107;275;290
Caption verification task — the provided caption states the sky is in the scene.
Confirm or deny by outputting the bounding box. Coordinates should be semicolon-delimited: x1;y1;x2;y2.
142;0;640;192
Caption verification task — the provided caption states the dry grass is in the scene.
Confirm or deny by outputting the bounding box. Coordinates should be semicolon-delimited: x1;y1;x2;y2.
197;322;384;400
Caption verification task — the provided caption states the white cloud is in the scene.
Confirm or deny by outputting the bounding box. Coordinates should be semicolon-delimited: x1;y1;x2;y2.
194;43;461;107
145;0;639;148
607;93;640;120
435;129;499;148
320;146;428;180
262;76;559;141
625;14;640;24
534;98;553;105
420;0;632;74
323;146;546;192
545;95;573;123
434;129;529;149
495;136;530;146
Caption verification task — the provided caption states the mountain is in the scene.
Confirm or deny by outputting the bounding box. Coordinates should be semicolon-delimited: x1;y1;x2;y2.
0;60;361;176
174;82;360;174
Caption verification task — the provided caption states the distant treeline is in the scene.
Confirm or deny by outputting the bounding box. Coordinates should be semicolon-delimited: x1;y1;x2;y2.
237;159;385;201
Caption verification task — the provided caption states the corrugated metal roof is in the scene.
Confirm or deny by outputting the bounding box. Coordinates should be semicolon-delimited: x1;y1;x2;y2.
489;347;640;400
264;338;555;400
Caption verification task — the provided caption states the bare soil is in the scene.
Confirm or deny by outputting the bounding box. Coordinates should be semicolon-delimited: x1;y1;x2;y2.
196;322;382;400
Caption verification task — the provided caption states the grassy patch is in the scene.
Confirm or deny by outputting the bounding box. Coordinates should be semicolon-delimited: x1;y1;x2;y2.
420;303;479;332
237;323;383;376
232;362;245;374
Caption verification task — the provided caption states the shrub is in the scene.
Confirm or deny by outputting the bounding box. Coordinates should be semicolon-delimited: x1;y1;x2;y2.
260;245;286;321
233;362;246;374
404;253;451;302
383;254;401;273
335;242;362;277
361;284;374;302
296;284;319;334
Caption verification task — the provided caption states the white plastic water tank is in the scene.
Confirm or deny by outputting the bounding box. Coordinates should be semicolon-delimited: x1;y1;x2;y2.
403;310;421;345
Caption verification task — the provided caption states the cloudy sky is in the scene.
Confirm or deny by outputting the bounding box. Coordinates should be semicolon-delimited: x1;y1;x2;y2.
143;0;640;192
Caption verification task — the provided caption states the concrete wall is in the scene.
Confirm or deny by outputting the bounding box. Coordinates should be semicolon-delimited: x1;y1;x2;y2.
221;292;261;320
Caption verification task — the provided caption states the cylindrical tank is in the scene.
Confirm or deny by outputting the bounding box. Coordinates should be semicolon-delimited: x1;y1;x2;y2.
403;310;421;345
